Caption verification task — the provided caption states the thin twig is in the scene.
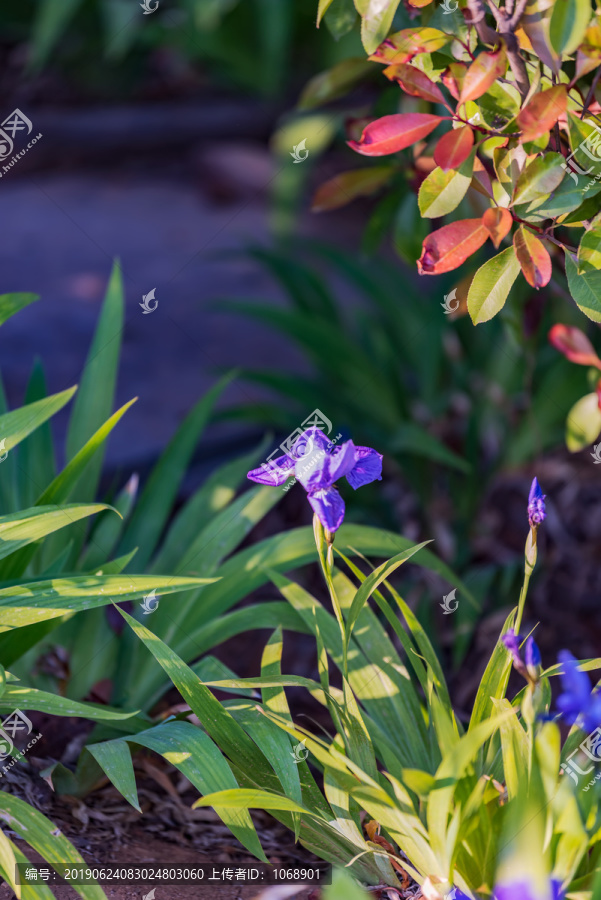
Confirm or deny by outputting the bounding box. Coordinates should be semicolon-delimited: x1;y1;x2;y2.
583;66;601;116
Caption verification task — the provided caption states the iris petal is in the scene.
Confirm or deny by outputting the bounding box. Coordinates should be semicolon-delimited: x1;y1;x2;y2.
346;446;383;489
296;439;356;491
307;486;345;532
247;455;295;486
557;650;596;726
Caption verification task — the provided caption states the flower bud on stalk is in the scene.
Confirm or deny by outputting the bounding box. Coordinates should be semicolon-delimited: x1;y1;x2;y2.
525;477;546;571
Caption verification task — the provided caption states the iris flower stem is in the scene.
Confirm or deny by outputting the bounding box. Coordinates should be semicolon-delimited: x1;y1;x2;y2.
516;533;536;633
313;514;349;678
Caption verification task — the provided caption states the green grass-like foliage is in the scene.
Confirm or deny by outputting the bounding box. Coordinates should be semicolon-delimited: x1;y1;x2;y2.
93;514;601;897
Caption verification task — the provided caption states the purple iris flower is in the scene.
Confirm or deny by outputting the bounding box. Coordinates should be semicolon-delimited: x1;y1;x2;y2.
493;880;563;900
528;477;546;529
502;628;541;680
557;650;601;732
247;428;383;532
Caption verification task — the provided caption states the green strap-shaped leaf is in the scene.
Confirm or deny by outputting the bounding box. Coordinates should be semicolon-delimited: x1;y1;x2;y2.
0;293;38;328
0;387;76;456
39;400;136;508
345;541;430;651
66;260;124;504
118;372;236;570
0;792;106;899
0;684;138;720
17;359;55;509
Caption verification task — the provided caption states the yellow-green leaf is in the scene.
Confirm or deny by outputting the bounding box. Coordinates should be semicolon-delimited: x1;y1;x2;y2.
550;0;592;56
468;247;521;324
566;392;601;451
418;152;475;218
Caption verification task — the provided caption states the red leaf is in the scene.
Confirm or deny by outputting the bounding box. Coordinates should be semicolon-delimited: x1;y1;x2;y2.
383;63;446;105
513;226;552;289
441;63;468;101
482;207;513;248
418;219;489;275
549;323;601;368
433;125;474;171
347;113;444;157
459;49;507;104
517;85;568;143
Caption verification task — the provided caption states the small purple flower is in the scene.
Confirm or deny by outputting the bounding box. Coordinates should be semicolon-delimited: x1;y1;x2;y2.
502;629;541;681
247;428;383;533
557;650;601;732
528;477;546;529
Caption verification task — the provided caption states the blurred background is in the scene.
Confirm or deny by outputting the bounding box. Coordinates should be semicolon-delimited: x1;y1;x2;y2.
0;0;599;685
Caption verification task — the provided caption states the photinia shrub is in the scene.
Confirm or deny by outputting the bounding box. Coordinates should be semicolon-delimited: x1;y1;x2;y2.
310;0;601;324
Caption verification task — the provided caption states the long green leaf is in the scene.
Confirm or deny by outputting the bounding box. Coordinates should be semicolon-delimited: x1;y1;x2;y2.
66;260;124;503
0;792;106;899
118;372;236;569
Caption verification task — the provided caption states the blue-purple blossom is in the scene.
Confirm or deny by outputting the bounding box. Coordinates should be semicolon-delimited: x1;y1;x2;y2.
247;428;383;532
493;879;563;900
502;629;541;680
528;477;546;529
557;650;601;732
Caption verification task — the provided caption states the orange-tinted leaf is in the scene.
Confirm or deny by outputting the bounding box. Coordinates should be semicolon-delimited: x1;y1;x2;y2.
482;207;513;248
433;125;474;171
459;49;507;104
472;157;495;198
516;85;568;143
369;28;449;64
441;63;468;101
311;166;395;212
513;226;552;289
549;323;601;367
347;113;444;157
383;63;446;104
408;0;434;6
418;219;489;275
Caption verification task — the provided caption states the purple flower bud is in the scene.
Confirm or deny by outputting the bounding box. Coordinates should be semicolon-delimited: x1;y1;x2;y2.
525;636;541;669
502;629;522;668
502;629;541;681
528;477;546;529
